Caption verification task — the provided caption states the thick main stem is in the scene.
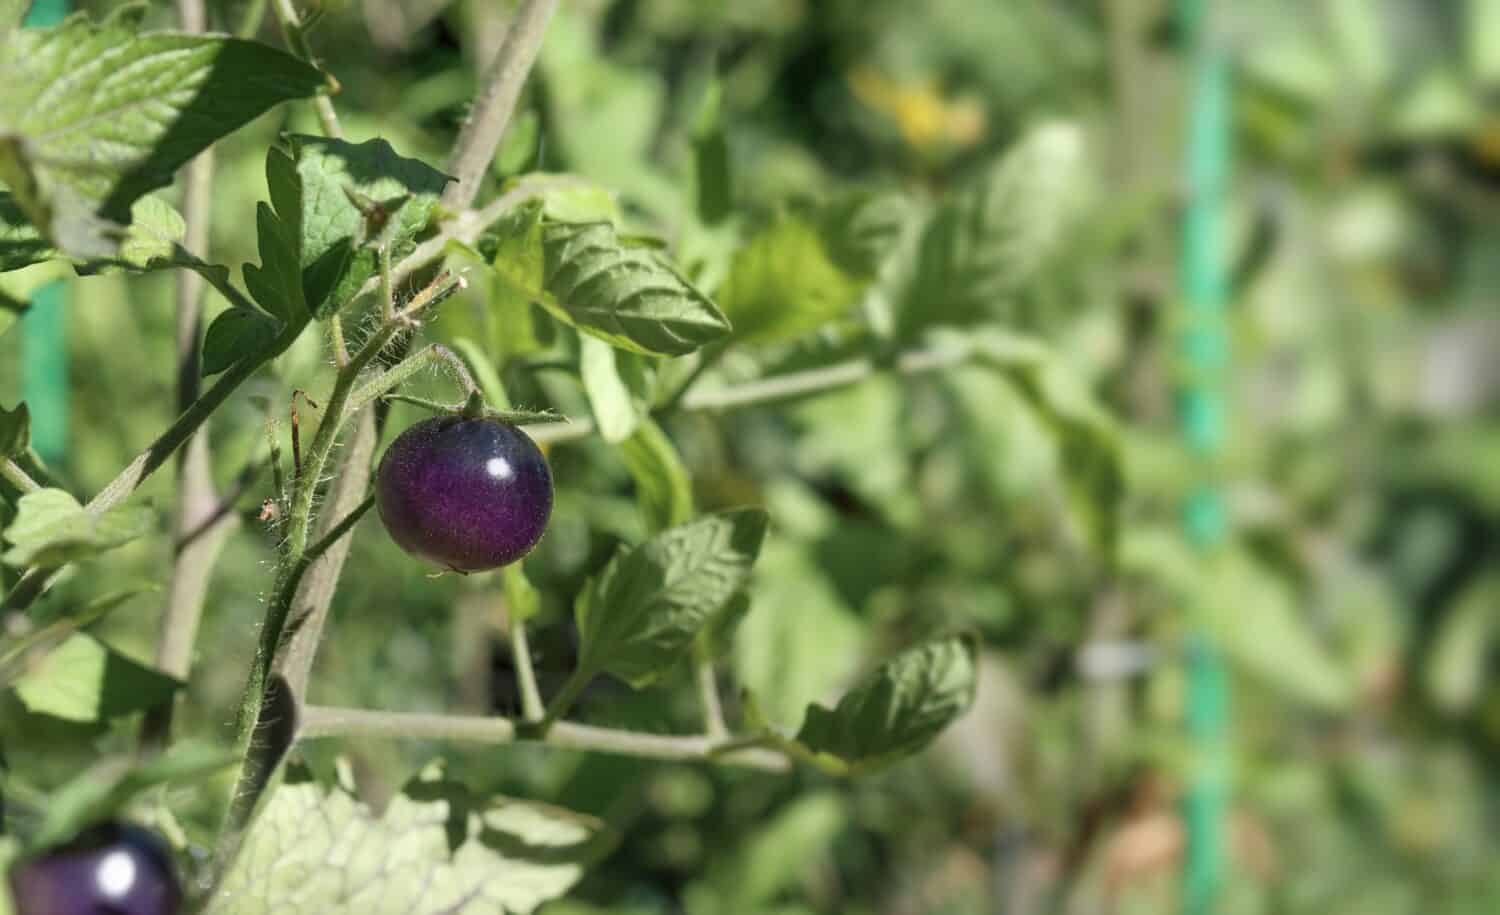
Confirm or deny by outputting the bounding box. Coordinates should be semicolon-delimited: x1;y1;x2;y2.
441;0;560;210
144;1;231;746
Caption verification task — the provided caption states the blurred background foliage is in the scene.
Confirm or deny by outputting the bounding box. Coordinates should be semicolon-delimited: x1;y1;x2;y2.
1;0;1498;913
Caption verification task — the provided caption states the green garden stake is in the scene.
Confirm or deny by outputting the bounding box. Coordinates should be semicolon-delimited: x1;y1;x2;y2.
20;0;70;467
1178;0;1232;912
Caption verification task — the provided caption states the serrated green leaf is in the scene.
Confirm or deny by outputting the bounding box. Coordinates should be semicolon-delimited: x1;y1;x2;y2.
618;417;693;533
0;14;323;258
490;204;730;357
285;135;450;318
244;201;305;321
0;401;28;458
717;211;863;345
12;633;180;723
900;122;1087;337
1;488;153;568
211;763;604;915
788;635;977;775
580;335;640;443
202;308;279;376
576;510;767;688
30;741;235;850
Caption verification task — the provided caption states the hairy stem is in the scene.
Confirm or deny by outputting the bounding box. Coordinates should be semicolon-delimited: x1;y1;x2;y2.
441;0;560;210
299;705;790;772
274;411;378;697
0;458;40;495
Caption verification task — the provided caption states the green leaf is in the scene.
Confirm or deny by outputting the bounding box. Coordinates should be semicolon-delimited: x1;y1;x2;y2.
733;541;867;728
1;488;153;568
288;135;450;318
1202;550;1353;712
1425;573;1497;714
787;635;977;775
0;13;324;258
817;189;913;279
489;203;731;357
580;335;640;443
0;585;156;688
0;836;14;915
30;741;235;850
717;210;863;345
0;192;51;272
900;122;1087;337
618;417;694;533
1474;0;1500;86
0;401;28;458
202;308;279;376
243;200;305;321
211;763;604;915
12;633;180;723
959;328;1122;556
576;510;767;689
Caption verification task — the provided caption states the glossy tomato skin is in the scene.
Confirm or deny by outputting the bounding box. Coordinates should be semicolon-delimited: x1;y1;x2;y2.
8;822;182;915
376;416;553;572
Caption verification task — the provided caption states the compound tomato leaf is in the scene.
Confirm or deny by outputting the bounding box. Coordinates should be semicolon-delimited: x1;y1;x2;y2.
1;488;153;568
12;633;181;724
575;509;766;688
286;135;451;318
210;763;605;915
0;11;324;258
789;635;978;775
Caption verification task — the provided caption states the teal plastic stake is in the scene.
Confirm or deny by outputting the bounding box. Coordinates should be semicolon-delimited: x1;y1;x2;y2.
1177;0;1232;912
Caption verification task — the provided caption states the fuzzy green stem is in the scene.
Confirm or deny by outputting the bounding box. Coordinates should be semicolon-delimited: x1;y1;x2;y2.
0;458;41;495
299;705;790;772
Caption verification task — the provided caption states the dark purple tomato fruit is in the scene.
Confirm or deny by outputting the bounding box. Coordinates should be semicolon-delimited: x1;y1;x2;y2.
375;415;553;572
8;822;182;915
